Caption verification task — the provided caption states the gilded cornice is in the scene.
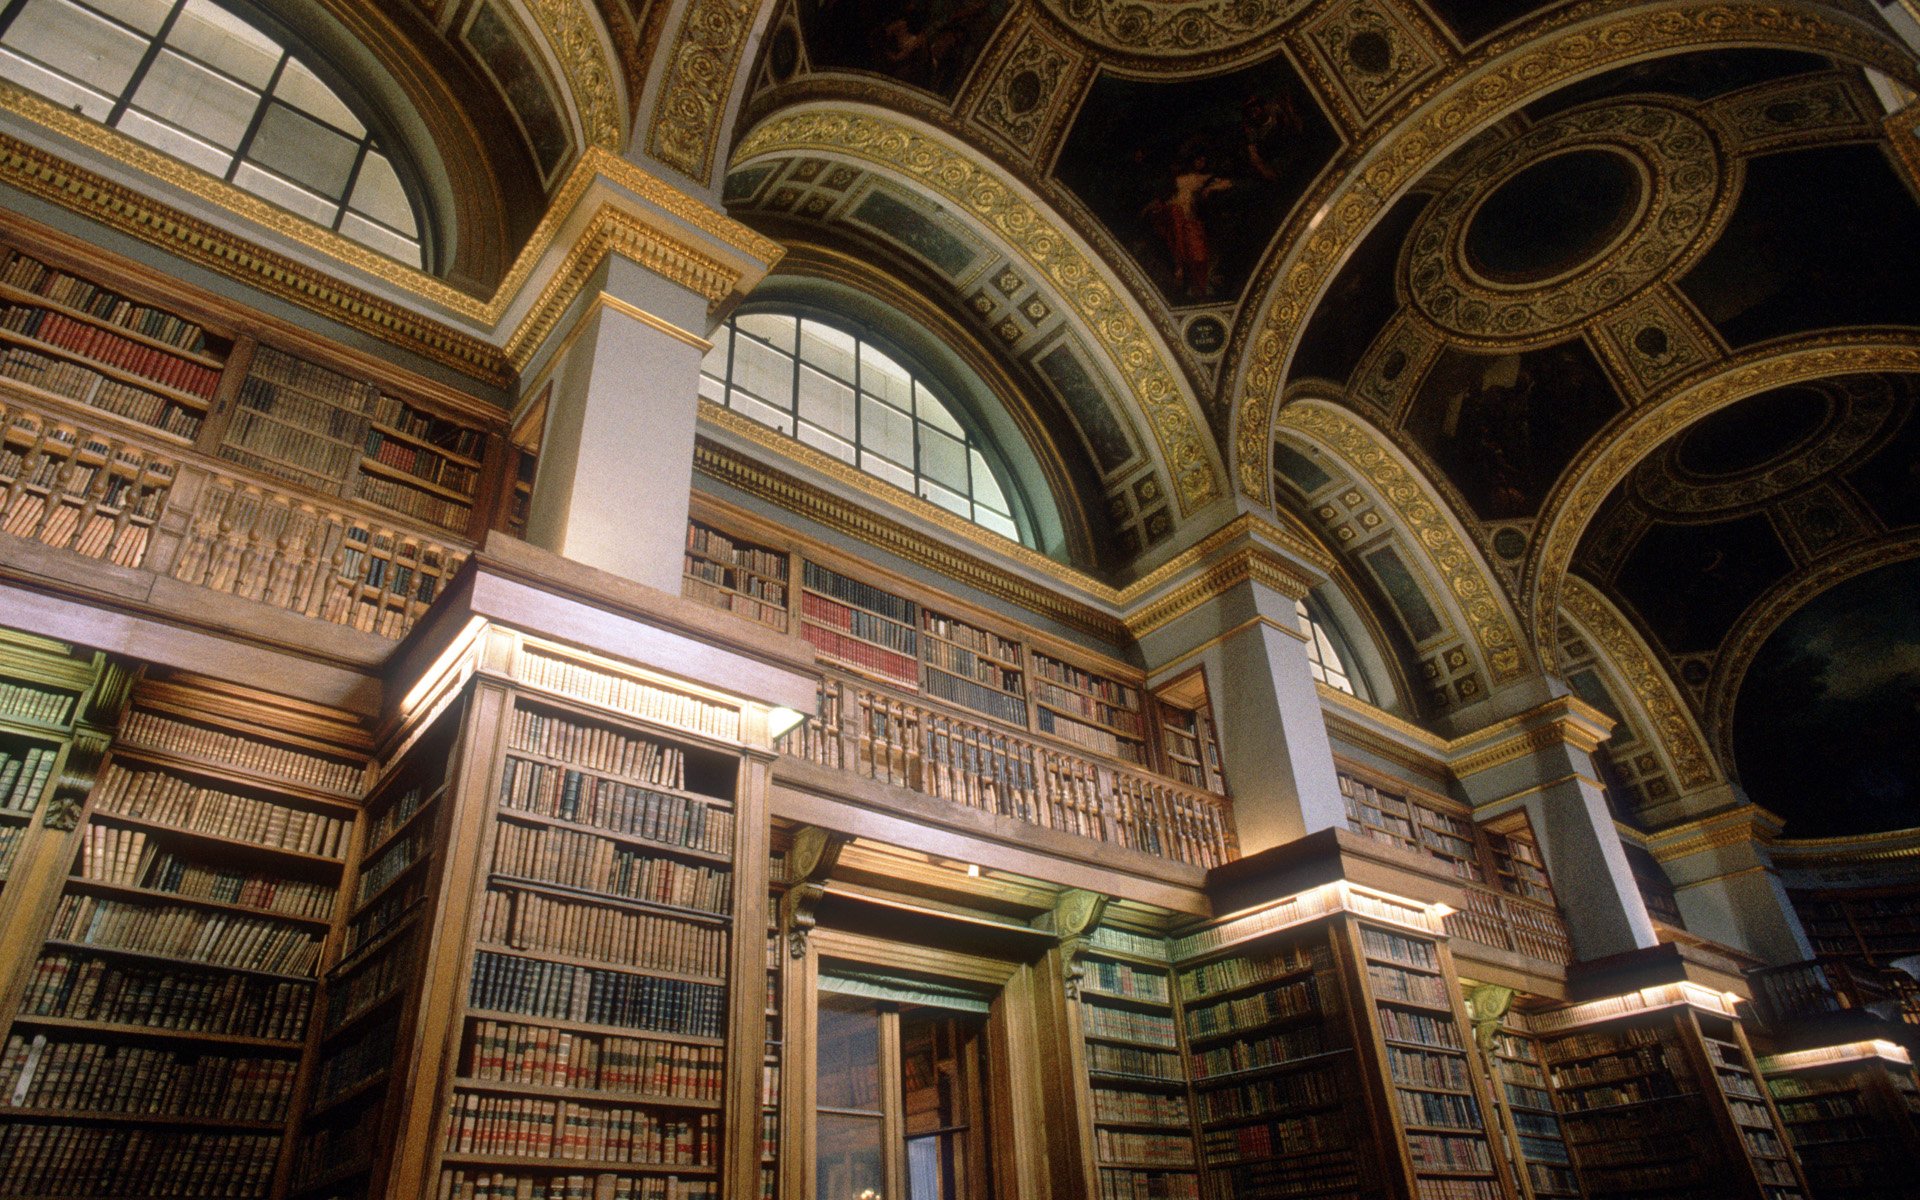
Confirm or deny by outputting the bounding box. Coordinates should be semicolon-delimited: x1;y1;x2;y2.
1124;545;1321;640
1119;511;1335;605
1528;334;1920;665
1276;400;1527;684
1233;1;1920;504
1560;576;1719;790
525;0;625;153
1769;825;1920;865
733;107;1224;516
1450;722;1595;781
1318;682;1449;754
646;0;758;182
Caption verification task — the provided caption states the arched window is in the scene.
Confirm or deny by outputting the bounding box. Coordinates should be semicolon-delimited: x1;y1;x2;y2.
1297;597;1369;701
0;0;426;266
701;310;1028;544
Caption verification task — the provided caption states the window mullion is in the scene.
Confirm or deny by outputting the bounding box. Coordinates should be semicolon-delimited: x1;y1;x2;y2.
104;0;186;127
333;139;372;231
227;50;289;182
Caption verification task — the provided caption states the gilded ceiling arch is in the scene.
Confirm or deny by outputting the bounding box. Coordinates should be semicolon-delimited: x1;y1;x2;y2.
1273;394;1529;712
731;103;1228;518
1231;0;1920;507
1525;332;1920;673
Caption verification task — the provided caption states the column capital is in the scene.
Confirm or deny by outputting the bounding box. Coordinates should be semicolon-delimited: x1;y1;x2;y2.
1447;693;1615;808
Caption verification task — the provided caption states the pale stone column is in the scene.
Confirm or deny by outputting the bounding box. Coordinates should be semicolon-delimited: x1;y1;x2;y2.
1647;798;1814;964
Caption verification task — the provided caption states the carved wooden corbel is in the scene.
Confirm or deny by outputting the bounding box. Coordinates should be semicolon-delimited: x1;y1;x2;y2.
44;656;137;831
1047;888;1109;1000
1462;983;1516;1053
778;825;848;960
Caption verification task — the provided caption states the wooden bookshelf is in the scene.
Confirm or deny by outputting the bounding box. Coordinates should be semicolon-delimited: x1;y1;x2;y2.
799;560;920;689
761;867;783;1200
1486;1017;1585;1199
921;608;1027;727
1762;1048;1920;1200
1695;1013;1809;1200
1072;927;1196;1200
1788;885;1920;966
682;520;791;633
1032;652;1146;766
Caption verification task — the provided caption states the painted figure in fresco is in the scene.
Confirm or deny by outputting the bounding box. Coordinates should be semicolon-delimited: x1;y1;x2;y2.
1145;151;1235;300
1441;357;1536;517
867;0;997;94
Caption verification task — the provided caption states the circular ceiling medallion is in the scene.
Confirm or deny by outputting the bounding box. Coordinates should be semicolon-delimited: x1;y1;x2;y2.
1404;102;1730;343
1036;0;1309;61
1632;377;1903;516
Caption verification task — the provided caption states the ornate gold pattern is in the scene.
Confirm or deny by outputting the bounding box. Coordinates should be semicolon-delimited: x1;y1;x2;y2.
1708;72;1878;156
1589;284;1722;400
1560;575;1718;790
1450;722;1599;781
734;108;1224;514
1235;3;1919;502
648;0;758;181
526;0;624;152
1352;311;1440;414
1124;546;1322;639
1528;336;1920;659
1403;101;1726;344
972;20;1077;155
1277;400;1527;683
1298;0;1444;126
1037;0;1309;59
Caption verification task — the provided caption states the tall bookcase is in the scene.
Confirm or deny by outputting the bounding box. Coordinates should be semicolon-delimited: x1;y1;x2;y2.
1032;653;1146;766
920;608;1027;727
1761;1045;1920;1200
1484;1016;1583;1200
0;675;366;1200
1072;926;1196;1200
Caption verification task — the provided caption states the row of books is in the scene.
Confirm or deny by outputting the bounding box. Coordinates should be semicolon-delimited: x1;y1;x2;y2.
509;709;689;792
1540;1024;1663;1065
1185;977;1324;1041
119;710;362;793
681;559;786;607
0;251;211;353
0;1125;279;1198
1095;1128;1196;1166
322;929;416;1035
356;468;472;532
478;887;728;979
1177;943;1327;1001
1032;678;1147;736
493;823;732;915
0;681;73;725
288;1098;379;1189
500;759;733;855
1092;1086;1189;1127
1360;927;1440;972
1035;707;1145;763
469;950;727;1039
365;427;480;492
1032;652;1141;710
312;1012;395;1105
686;523;787;580
0;350;205;439
1413;1179;1501;1200
1397;1086;1483;1129
362;784;431;850
462;1018;725;1100
1096;1166;1200;1200
1190;1025;1329;1082
47;893;324;977
922;611;1020;662
1377;1005;1463;1050
1389;1045;1471;1092
93;764;351;858
923;666;1028;725
517;654;741;744
444;1093;718;1164
1405;1131;1493;1173
0;744;57;810
1082;959;1170;1003
1195;1065;1342;1124
1089;927;1169;961
800;623;919;686
227;389;362;475
1085;1042;1185;1083
0;821;21;875
1083;1004;1178;1048
18;950;311;1041
356;826;428;905
800;590;919;655
0;1034;295;1120
1;306;220;398
922;634;1021;685
1548;1042;1672;1089
435;1171;717;1200
76;827;337;919
1201;1110;1348;1164
1367;963;1449;1008
245;345;377;415
680;577;788;630
802;560;917;626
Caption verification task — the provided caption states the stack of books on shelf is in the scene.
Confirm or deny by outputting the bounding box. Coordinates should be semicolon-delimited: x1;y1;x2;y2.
799;561;920;688
681;522;789;632
1032;653;1145;765
1485;1021;1583;1199
919;610;1027;726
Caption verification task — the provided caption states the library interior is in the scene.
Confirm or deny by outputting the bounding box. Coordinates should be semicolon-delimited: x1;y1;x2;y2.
1;0;1920;1197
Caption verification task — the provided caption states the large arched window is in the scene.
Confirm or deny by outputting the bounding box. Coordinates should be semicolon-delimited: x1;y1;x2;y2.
1297;597;1370;701
0;0;426;265
701;311;1028;544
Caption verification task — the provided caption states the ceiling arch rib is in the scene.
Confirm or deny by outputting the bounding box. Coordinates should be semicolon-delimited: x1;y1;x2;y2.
731;103;1228;523
1231;0;1920;506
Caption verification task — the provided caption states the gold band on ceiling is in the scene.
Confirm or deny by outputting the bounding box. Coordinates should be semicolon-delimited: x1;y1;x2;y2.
1275;399;1528;686
1232;1;1920;505
523;0;625;152
1559;576;1719;792
732;107;1225;517
1700;535;1920;780
647;0;759;181
1525;333;1920;668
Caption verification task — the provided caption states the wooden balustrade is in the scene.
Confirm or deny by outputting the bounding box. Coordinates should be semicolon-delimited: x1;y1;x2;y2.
776;674;1238;869
1444;881;1574;964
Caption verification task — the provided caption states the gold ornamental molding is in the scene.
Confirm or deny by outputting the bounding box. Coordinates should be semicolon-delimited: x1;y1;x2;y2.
733;106;1225;517
1560;576;1720;791
647;0;759;182
1275;399;1528;685
1124;545;1323;640
1526;334;1920;663
1232;0;1920;504
1450;720;1603;782
524;0;625;153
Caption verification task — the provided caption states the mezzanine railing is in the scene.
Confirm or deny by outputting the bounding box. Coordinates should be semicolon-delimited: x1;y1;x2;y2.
776;674;1239;870
1444;882;1574;965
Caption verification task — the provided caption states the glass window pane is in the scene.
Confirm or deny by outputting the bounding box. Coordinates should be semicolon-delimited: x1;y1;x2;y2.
166;0;279;87
976;508;1018;540
799;319;856;384
118;108;233;176
797;422;855;464
730;336;793;410
0;47;116;119
970;449;1007;512
232;160;337;224
863;455;913;492
270;53;363;136
816;997;881;1111
917;386;965;438
736;311;796;350
5;0;148;97
348;152;414;233
920;478;970;518
245;101;359;198
338;211;421;267
85;0;172;37
729;389;793;436
798;364;854;440
130;48;259;150
859;395;913;465
817;1114;885;1200
860;341;913;410
918;424;969;493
